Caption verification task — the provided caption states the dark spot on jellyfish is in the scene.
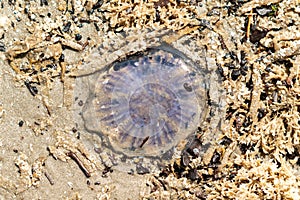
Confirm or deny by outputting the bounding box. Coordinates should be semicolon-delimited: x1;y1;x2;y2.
183;82;193;92
139;136;150;148
82;47;207;160
113;64;120;71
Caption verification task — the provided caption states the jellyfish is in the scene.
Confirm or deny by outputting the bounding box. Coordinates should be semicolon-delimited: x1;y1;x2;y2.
82;48;207;158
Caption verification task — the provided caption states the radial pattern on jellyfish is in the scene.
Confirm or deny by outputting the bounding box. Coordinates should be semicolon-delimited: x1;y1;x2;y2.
82;48;207;157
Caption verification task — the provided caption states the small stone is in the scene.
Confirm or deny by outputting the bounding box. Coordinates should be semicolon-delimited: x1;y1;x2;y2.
231;69;240;80
63;22;71;32
256;7;273;16
75;34;82;41
0;43;5;52
136;164;150;175
188;168;199;181
18;120;24;127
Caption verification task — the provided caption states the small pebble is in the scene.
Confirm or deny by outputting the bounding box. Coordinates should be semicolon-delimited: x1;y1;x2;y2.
94;181;101;185
260;92;267;101
40;0;49;6
75;33;82;41
231;69;240;80
63;21;71;32
256;7;273;16
257;109;265;119
188;168;199;181
78;100;83;106
136;164;150;175
241;69;247;76
18;120;24;127
59;54;65;62
220;136;233;146
0;43;5;52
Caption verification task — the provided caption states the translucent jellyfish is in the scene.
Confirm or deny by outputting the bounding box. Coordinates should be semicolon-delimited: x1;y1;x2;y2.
81;48;208;158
